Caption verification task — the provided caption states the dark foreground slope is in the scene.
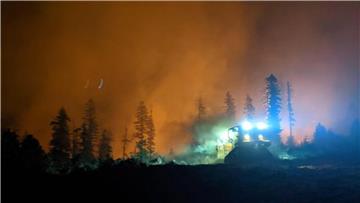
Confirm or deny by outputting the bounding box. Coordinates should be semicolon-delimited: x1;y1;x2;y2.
3;163;360;203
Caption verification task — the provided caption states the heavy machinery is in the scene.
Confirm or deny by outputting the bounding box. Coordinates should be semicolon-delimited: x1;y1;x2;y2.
218;121;273;164
231;121;271;146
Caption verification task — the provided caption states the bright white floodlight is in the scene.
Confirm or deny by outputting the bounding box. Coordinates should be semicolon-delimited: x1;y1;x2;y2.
256;122;268;130
241;121;253;131
243;134;251;142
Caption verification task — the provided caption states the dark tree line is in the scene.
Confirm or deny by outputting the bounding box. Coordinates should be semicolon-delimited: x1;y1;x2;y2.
0;73;293;171
2;99;114;174
2;129;46;173
3;73;358;173
192;74;359;161
48;99;114;171
2;98;160;175
188;74;282;150
194;74;283;142
289;120;360;161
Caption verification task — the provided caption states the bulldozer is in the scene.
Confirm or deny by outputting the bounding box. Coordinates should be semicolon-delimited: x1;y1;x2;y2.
222;121;274;164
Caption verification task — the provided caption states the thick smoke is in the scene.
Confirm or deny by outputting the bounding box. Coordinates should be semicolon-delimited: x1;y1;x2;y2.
164;111;233;164
2;2;359;158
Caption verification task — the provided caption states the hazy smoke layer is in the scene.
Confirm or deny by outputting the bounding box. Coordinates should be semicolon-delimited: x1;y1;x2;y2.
2;2;359;157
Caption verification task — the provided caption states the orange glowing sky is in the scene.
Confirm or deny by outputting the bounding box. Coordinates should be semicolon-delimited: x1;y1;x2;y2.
2;2;359;158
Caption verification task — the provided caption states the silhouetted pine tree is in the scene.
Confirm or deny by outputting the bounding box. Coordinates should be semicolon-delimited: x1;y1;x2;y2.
312;123;331;153
2;129;21;173
48;107;71;173
224;91;236;122
134;101;149;162
79;99;98;167
98;130;112;161
243;95;255;122
20;134;45;172
313;123;327;143
146;109;156;156
265;74;282;144
286;81;296;146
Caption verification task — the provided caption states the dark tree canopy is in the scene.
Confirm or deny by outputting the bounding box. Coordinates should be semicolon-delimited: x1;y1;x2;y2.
2;130;46;173
265;74;282;144
48;107;71;173
2;129;21;171
79;99;98;166
134;101;149;161
20;134;45;171
313;123;327;143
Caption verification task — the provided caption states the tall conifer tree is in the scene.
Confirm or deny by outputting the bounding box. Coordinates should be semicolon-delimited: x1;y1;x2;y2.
79;99;98;166
265;74;282;144
134;101;149;162
286;81;296;146
49;107;71;173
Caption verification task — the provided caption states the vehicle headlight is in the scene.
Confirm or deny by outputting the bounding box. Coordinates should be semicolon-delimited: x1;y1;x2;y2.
241;121;253;131
243;134;251;142
256;122;268;130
